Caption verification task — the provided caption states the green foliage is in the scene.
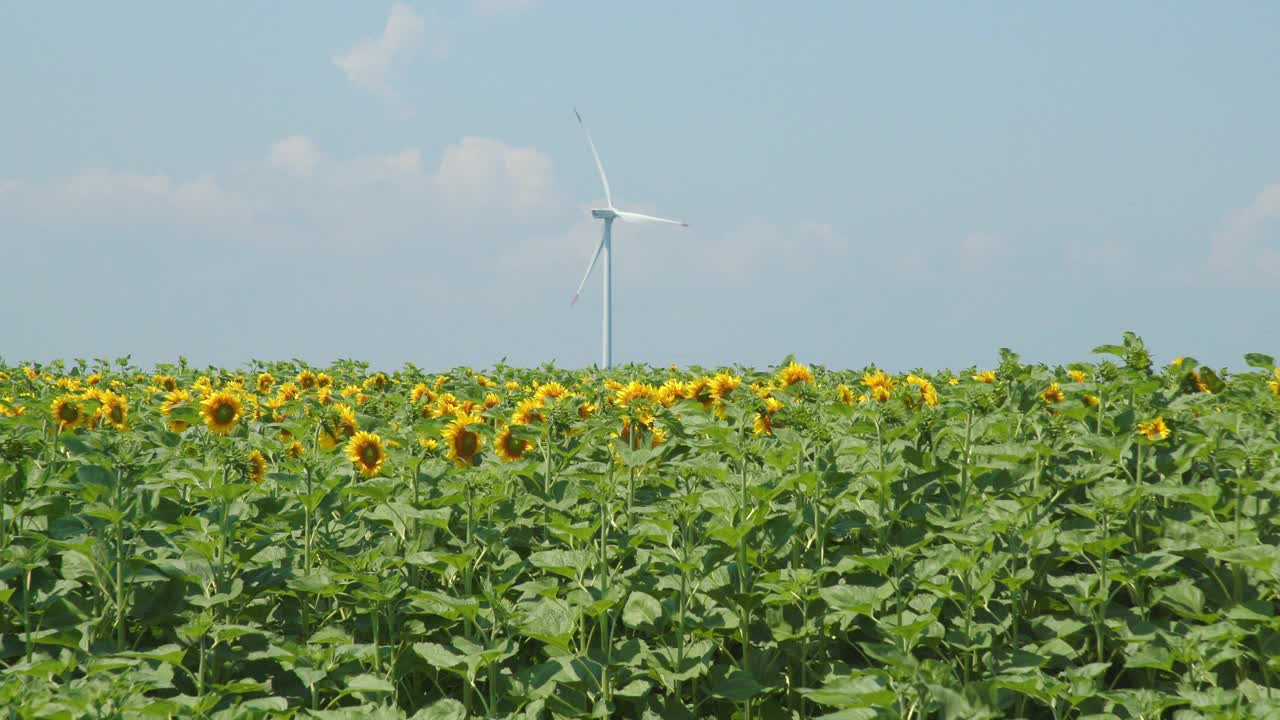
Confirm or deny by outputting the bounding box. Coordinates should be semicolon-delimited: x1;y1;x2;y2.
2;337;1280;718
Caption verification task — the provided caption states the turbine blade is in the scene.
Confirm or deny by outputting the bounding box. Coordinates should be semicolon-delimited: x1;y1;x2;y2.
574;108;613;208
614;210;688;227
571;232;607;306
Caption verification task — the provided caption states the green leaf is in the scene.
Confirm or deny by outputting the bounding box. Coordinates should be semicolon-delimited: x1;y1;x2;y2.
708;667;764;702
1125;644;1172;672
821;583;886;618
518;598;577;650
623;591;663;629
411;698;467;720
528;549;591;579
800;673;895;708
1157;579;1213;621
341;673;394;694
414;642;465;671
292;666;326;688
1244;353;1275;370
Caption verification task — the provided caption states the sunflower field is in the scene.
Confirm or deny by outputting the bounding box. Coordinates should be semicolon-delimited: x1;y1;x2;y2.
2;333;1280;719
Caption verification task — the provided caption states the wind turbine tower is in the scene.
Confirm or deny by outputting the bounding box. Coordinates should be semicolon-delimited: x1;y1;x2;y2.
570;110;687;369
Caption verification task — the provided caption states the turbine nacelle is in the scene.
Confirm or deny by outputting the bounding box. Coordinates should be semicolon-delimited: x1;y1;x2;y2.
591;208;617;220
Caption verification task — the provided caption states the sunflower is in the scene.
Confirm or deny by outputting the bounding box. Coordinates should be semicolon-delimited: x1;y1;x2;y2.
201;391;243;435
657;379;685;407
494;424;532;462
264;395;288;422
153;374;179;392
85;373;102;386
162;389;193;432
364;373;389;392
318;429;340;450
297;370;317;391
1189;370;1211;394
1068;369;1087;383
535;382;570;402
335;404;358;437
98;391;129;430
1082;394;1100;407
418;436;439;451
614;381;659;408
685;377;715;409
287;441;304;459
753;413;774;436
411;383;434;404
836;384;856;406
707;373;741;401
257;373;275;395
476;375;495;388
753;396;784;436
345;431;387;478
578;401;599;419
862;370;894;402
972;370;996;384
51;395;87;431
948;377;959;386
775;361;814;387
247;449;268;483
617;415;668;450
277;382;301;402
443;413;484;467
921;384;939;408
1040;383;1065;404
483;392;501;410
505;381;521;392
1137;417;1170;441
316;373;333;389
432;393;460;418
904;375;938;409
511;397;545;425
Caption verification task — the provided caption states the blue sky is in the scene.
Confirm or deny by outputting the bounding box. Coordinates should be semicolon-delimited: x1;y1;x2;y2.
2;2;1278;372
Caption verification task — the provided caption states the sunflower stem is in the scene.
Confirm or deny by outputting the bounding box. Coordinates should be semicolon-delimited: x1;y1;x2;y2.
115;464;126;650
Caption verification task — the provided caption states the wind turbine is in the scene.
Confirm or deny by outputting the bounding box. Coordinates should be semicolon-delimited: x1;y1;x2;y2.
570;109;687;369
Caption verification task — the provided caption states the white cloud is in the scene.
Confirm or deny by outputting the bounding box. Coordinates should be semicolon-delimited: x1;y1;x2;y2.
344;146;425;189
59;169;244;216
265;135;423;190
1209;182;1280;279
333;2;426;97
433;136;554;213
172;176;243;214
717;218;851;273
379;147;422;178
268;135;323;178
